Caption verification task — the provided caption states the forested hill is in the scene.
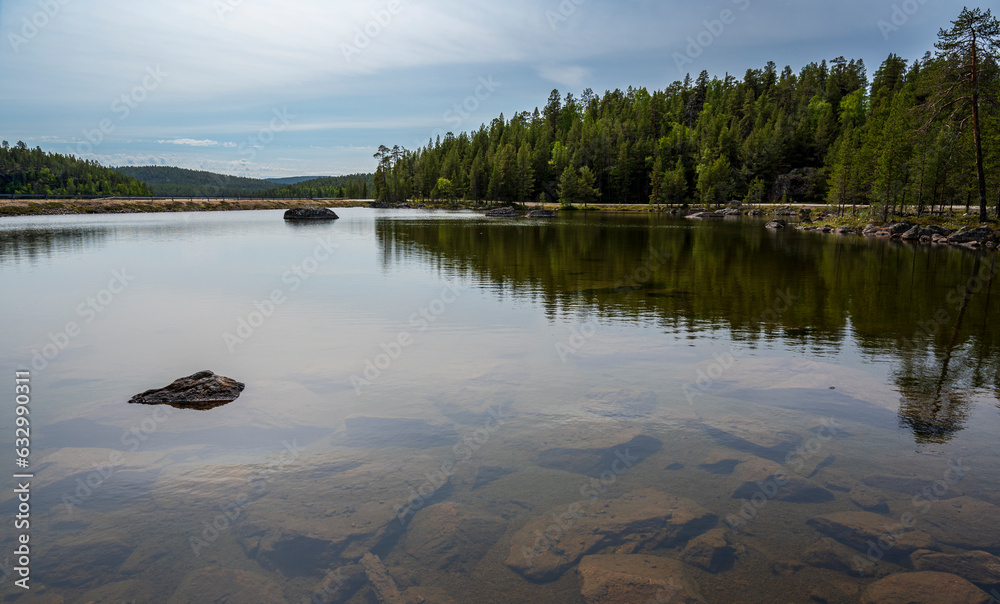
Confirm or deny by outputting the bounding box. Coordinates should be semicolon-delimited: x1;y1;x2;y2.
113;166;277;197
257;174;374;199
0;141;151;196
374;8;1000;219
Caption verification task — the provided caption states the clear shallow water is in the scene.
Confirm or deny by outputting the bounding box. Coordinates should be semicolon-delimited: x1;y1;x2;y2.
0;209;998;603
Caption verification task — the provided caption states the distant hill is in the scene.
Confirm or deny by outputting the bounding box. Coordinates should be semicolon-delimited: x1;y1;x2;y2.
113;165;276;197
0;141;151;196
265;176;325;185
259;174;375;199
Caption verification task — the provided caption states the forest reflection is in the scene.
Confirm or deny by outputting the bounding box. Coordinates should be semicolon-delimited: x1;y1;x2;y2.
376;214;1000;444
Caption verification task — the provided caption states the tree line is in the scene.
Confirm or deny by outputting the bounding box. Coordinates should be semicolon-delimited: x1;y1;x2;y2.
374;8;1000;221
0;141;151;197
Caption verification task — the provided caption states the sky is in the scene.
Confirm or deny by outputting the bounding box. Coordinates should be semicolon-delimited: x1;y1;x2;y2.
0;0;977;179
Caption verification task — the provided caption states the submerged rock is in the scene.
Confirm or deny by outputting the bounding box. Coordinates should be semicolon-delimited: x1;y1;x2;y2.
910;549;1000;585
167;567;288;604
284;207;339;220
127;370;245;410
680;528;743;573
859;571;992;604
920;496;1000;551
526;209;556;218
801;537;861;574
485;207;519;217
765;219;786;229
402;502;505;573
729;456;834;503
806;511;936;559
577;555;705;603
580;388;658;419
505;489;716;582
536;434;662;477
849;485;890;514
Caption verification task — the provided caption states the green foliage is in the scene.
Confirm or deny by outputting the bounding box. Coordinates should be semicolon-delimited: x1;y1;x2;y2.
261;174;373;199
113;166;275;197
0;142;151;196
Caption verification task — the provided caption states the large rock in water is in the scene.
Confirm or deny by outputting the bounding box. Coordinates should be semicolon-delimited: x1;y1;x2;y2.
920;496;1000;551
505;488;716;582
526;209;556;218
806;511;936;560
485;206;519;217
128;370;245;410
910;549;1000;585
577;555;705;603
859;571;992;604
402;502;505;573
728;456;834;503
167;567;288;604
283;207;339;220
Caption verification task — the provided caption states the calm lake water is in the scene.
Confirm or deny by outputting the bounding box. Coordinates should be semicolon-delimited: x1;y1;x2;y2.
1;209;998;603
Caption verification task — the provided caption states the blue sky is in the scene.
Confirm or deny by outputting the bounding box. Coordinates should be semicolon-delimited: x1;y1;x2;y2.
0;0;973;178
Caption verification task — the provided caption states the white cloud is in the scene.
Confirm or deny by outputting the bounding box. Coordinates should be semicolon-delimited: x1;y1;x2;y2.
158;138;221;147
537;64;591;88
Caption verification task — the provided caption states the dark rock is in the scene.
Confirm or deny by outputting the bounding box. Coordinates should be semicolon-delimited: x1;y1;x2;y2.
167;566;288;604
402;502;505;573
888;221;915;235
37;541;133;588
748;209;763;216
901;226;921;240
765;219;786;229
835;226;856;235
801;537;860;574
128;370;245;410
911;549;1000;586
859;571;992;604
949;226;995;244
485;207;519;217
283;207;339;220
526;209;556;218
680;528;742;573
921;225;952;237
536;434;662;478
308;564;366;604
368;202;390;208
686;211;725;219
577;555;705;603
807;512;936;559
729;456;834;503
505;489;717;581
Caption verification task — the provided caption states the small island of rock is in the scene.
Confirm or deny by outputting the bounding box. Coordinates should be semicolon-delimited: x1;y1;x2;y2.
128;370;246;410
283;207;339;220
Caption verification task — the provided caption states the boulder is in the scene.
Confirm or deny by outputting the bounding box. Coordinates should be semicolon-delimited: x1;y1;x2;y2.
402;502;505;573
765;219;786;229
801;537;861;574
729;456;834;503
680;528;742;573
167;567;288;604
485;207;519;217
577;555;705;604
849;485;890;514
506;489;716;581
888;221;915;235
835;226;856;235
128;370;245;410
806;511;937;559
859;571;992;604
901;226;922;240
920;496;1000;551
949;226;995;244
283;207;339;220
526;209;556;218
911;549;1000;585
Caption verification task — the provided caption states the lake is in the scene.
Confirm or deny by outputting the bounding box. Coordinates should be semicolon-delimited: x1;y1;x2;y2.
1;208;998;603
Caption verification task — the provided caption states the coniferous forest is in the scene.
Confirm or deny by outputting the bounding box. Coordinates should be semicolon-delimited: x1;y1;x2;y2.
374;8;1000;221
0;140;151;197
